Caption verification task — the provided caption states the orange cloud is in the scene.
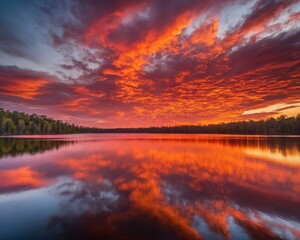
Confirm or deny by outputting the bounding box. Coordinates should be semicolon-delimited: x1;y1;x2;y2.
0;78;48;100
190;19;218;46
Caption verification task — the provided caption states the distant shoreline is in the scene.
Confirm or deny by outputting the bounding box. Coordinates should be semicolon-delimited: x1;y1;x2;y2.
1;133;300;137
1;108;300;135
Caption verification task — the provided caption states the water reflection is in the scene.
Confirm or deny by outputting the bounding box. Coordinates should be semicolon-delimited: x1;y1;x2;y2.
0;137;75;159
0;134;299;240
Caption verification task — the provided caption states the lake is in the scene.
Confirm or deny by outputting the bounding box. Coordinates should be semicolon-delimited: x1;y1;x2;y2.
0;134;299;240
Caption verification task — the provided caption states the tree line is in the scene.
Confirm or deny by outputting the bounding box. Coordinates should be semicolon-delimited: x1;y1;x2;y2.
0;108;299;135
99;115;300;135
0;108;98;134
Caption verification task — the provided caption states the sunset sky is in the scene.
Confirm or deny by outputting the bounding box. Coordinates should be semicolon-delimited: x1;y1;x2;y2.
0;0;300;127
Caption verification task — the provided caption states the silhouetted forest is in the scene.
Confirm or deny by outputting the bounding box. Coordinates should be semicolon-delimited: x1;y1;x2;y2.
0;108;98;134
0;108;299;135
103;115;300;135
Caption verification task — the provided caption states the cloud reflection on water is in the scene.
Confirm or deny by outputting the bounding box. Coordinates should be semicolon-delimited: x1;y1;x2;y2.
0;134;299;239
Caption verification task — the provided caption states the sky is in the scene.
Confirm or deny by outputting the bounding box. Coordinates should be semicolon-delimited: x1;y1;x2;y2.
0;0;300;128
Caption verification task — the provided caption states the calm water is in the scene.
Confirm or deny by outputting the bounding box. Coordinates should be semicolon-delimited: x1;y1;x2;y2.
0;134;299;240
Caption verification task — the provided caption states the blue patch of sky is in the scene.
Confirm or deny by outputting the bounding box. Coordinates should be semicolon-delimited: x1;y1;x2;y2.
217;0;257;38
0;1;63;71
227;216;251;240
0;0;95;83
192;215;223;240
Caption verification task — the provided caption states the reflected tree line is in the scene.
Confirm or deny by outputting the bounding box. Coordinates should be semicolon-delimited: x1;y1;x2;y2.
1;108;300;135
0;138;74;159
132;137;300;155
0;136;298;160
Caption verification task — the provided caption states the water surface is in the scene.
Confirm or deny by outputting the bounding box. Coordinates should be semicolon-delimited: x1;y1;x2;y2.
0;134;299;240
